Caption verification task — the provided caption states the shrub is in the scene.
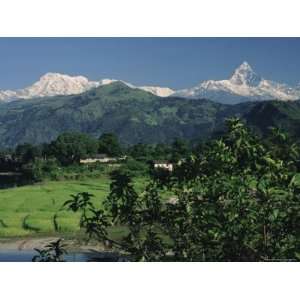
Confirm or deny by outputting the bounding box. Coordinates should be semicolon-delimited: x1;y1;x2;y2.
118;157;149;177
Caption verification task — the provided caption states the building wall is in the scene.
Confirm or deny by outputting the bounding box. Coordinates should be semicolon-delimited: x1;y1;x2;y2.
154;163;173;172
80;158;117;164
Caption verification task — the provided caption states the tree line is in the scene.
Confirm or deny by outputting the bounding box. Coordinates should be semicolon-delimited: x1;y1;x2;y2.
0;130;196;183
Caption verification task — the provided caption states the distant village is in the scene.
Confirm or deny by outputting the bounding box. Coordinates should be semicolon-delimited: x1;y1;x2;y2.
80;153;175;172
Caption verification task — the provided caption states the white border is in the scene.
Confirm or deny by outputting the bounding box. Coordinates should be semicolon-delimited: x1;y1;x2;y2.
0;0;299;299
0;0;300;36
0;263;299;300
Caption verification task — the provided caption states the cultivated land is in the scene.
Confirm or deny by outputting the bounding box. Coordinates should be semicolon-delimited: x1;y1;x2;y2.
0;177;147;238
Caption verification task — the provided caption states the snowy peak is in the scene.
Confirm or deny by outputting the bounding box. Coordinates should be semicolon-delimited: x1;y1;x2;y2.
20;72;98;98
174;61;300;104
229;61;262;86
39;72;87;82
0;73;101;102
0;73;174;102
139;86;174;97
98;78;117;86
0;89;17;102
1;63;300;104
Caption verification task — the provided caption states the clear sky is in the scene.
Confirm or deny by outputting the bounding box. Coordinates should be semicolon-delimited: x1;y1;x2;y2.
1;38;300;90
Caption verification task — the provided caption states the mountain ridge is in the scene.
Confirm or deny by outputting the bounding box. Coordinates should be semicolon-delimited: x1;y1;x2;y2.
0;82;257;148
0;73;175;102
1;62;300;104
174;61;300;103
2;81;300;148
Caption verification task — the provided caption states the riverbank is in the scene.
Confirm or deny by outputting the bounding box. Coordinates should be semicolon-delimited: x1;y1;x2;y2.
0;236;104;251
0;237;127;262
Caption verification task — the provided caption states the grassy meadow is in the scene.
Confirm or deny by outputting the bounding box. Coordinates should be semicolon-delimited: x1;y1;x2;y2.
0;176;147;238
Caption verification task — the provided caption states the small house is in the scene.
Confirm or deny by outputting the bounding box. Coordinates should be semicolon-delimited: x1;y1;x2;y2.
80;154;117;164
80;154;127;164
152;160;174;172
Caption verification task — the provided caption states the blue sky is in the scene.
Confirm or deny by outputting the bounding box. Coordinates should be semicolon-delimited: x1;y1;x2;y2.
1;38;300;90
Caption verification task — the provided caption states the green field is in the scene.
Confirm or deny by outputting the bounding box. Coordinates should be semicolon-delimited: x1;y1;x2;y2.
0;177;147;238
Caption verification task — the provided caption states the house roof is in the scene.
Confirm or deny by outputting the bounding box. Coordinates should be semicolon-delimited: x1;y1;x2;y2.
87;154;108;159
152;160;172;164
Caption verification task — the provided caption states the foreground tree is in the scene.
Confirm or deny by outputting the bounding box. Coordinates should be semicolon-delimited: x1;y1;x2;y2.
65;119;300;261
32;239;67;262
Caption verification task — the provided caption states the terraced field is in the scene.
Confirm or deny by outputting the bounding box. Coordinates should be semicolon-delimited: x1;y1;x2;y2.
0;177;136;237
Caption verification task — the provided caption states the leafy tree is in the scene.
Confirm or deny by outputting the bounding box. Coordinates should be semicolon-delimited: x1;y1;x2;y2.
171;138;190;162
119;157;149;177
30;158;60;181
49;132;98;165
0;149;17;172
98;133;122;156
65;118;300;261
15;143;42;163
153;143;171;160
127;143;154;161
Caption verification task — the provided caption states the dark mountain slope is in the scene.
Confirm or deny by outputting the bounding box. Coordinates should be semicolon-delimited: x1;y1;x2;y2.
244;100;300;136
0;82;256;147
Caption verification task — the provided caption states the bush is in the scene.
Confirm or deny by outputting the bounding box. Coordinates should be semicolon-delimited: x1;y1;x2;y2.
118;157;149;177
29;159;107;181
24;158;60;181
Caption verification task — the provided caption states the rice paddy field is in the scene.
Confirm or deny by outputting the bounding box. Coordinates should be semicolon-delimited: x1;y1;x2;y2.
0;177;147;238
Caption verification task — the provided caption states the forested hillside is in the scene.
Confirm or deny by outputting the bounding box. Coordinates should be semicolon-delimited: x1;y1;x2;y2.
1;81;300;148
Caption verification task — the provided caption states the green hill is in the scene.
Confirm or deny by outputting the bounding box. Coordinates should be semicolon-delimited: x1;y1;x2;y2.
1;82;300;148
244;100;300;136
0;82;254;147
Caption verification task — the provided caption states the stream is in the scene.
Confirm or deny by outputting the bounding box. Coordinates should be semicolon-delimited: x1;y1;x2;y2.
0;249;127;262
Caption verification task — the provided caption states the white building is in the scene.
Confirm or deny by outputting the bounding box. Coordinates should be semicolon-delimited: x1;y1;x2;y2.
152;160;174;172
80;154;126;164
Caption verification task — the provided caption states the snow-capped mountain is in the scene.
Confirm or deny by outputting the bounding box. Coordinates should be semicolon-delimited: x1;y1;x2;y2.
1;62;300;104
0;90;17;102
20;73;101;98
104;80;175;97
0;73;100;102
174;62;300;104
0;73;174;102
138;86;174;97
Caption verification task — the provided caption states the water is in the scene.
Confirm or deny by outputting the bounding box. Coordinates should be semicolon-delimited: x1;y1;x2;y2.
0;250;86;262
0;250;127;262
0;173;34;189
